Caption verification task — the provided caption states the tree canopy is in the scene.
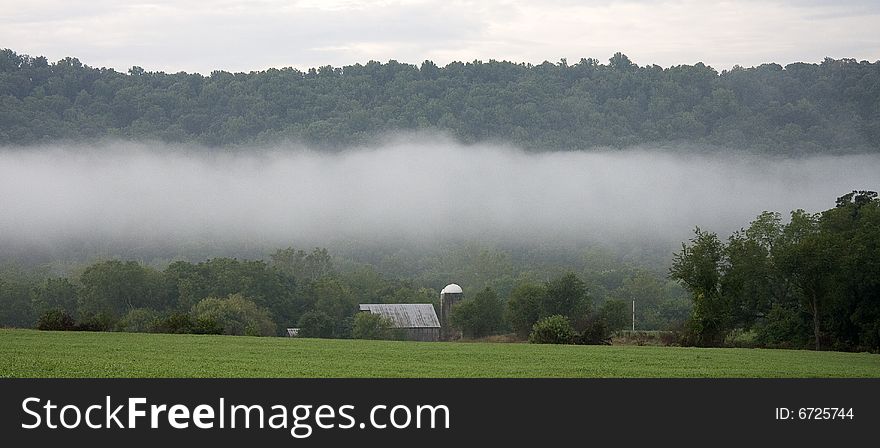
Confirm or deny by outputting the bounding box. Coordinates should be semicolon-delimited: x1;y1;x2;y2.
671;191;880;351
2;49;878;153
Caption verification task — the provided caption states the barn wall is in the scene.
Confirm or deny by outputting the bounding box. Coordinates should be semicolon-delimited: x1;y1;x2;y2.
402;328;439;342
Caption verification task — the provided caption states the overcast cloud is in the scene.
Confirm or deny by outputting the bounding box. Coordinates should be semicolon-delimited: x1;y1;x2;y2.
1;0;878;73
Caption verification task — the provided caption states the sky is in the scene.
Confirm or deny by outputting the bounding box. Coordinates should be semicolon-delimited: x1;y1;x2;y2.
1;0;878;74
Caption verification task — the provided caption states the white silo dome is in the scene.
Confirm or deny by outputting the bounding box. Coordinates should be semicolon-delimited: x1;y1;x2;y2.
441;283;463;294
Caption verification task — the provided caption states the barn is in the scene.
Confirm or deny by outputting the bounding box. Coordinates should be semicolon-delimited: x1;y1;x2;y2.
358;303;440;342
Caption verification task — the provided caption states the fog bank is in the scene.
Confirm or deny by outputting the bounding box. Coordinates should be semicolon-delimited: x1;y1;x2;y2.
1;140;878;253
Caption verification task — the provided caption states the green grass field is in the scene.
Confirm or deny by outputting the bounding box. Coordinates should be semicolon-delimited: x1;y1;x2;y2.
1;329;878;377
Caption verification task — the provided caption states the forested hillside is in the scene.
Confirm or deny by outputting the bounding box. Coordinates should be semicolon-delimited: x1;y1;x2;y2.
2;49;878;152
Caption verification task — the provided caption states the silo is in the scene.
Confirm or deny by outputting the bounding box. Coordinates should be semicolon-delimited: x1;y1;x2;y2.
440;283;463;340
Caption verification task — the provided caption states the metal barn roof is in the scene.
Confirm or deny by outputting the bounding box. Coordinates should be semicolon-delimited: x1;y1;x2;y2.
358;304;440;328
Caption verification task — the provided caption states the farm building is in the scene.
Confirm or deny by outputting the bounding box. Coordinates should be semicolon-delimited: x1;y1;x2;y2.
439;283;463;340
358;303;440;342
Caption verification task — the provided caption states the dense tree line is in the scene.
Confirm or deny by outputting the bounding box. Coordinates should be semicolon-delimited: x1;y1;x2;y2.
0;248;433;337
671;191;880;352
2;49;878;152
0;244;685;341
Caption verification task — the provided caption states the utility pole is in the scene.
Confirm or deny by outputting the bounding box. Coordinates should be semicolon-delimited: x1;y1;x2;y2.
632;300;635;332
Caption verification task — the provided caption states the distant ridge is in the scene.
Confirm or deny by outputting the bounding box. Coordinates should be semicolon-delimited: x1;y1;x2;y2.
1;49;878;153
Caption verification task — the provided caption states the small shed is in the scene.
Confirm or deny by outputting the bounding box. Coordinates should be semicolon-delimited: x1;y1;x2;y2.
358;304;440;342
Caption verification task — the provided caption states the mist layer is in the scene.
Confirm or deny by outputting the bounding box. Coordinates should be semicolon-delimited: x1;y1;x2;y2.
1;140;878;251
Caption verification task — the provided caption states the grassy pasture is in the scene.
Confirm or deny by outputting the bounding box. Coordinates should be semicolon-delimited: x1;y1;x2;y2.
1;329;878;378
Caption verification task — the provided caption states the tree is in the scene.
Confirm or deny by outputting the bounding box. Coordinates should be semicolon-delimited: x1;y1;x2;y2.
670;228;729;346
0;270;37;327
306;276;357;338
775;210;829;350
32;277;78;317
450;287;504;338
162;260;206;310
723;216;779;329
270;247;335;282
543;272;591;330
835;190;878;210
506;281;546;338
77;260;165;320
297;310;335;338
599;299;629;332
163;258;296;333
505;273;591;339
608;52;635;71
825;191;880;350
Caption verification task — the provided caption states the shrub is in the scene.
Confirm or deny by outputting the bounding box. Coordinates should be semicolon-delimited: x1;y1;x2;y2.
613;330;680;346
659;330;682;346
117;308;159;333
74;312;116;331
577;316;612;345
352;312;399;340
192;316;224;335
724;328;759;348
36;309;75;331
149;312;221;335
529;315;575;344
152;312;197;334
754;304;811;349
191;294;276;336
